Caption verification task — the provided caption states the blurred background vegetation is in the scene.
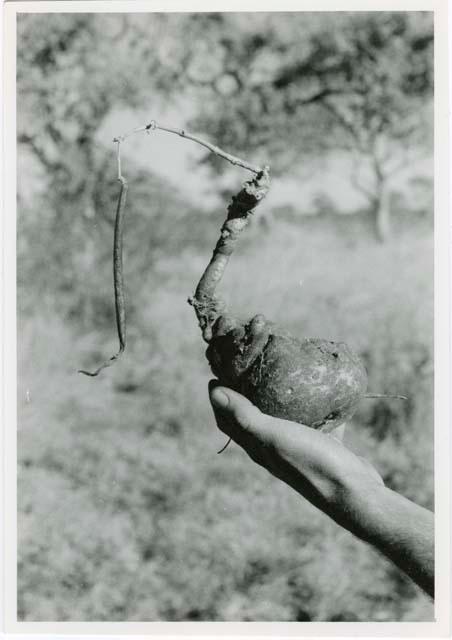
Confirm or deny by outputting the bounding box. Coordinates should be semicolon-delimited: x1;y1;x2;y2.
17;12;433;621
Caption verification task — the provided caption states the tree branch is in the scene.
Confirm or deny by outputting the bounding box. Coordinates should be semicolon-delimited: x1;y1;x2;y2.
350;151;376;202
321;100;367;153
18;133;59;172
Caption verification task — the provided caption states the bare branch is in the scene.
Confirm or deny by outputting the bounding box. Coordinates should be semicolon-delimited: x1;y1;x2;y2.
294;87;342;106
350;152;376;201
114;121;263;175
18;133;59;172
321;100;364;151
351;173;376;202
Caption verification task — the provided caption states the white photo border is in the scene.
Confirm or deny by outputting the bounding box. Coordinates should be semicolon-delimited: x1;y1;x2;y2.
2;0;450;636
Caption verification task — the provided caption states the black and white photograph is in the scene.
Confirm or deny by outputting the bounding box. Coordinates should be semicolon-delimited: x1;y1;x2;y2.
3;0;450;633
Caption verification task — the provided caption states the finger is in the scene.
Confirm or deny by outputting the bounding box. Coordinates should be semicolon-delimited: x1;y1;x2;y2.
208;383;269;442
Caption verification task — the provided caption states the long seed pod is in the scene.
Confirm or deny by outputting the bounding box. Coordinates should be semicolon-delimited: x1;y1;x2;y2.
79;175;128;377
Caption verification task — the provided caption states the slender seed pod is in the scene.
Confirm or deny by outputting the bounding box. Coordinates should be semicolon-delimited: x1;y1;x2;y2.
79;176;128;377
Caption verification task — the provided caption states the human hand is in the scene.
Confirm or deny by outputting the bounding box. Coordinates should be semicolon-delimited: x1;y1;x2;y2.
208;381;383;531
209;382;434;598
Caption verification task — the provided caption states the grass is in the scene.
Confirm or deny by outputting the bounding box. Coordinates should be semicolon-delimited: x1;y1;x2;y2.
17;207;433;621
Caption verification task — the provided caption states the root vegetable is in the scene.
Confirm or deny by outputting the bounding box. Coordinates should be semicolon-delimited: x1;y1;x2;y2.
189;169;368;435
206;315;368;433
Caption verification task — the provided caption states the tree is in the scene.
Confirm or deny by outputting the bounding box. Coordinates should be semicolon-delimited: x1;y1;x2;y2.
17;12;433;246
17;13;187;204
17;13;191;319
305;13;433;241
181;12;433;241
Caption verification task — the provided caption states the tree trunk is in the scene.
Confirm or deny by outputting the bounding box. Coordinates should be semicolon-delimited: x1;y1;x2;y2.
373;187;391;243
369;152;391;243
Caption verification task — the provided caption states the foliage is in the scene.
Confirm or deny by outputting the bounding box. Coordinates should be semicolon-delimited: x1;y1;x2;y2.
17;13;185;178
183;13;433;165
18;13;433;207
181;12;433;239
18;213;433;621
17;150;215;331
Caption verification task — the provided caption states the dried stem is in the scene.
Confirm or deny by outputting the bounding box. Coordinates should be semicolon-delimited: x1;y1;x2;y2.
113;120;262;175
80;119;266;376
217;437;232;454
189;167;271;342
116;139;123;180
364;393;408;400
113;118;270;344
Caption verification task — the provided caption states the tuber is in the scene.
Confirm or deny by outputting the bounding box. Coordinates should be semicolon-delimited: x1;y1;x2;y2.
189;167;370;436
206;315;368;433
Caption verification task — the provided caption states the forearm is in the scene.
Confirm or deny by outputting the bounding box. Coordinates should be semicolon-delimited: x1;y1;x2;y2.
340;483;434;597
208;385;435;597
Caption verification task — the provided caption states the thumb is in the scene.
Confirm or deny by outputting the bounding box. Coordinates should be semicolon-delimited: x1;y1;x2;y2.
208;382;269;442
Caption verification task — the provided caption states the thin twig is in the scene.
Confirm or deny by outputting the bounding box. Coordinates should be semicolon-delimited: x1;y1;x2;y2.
114;120;263;175
217;438;232;454
116;139;122;180
364;394;408;400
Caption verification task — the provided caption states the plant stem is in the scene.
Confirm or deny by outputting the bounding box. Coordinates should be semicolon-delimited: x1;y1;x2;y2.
81;120;267;375
189;167;271;342
113;120;263;175
364;394;408;400
112;119;269;342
